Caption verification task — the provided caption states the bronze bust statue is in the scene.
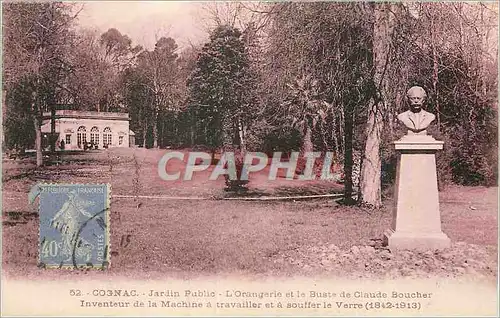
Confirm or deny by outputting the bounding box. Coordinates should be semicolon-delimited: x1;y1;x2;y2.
397;86;435;135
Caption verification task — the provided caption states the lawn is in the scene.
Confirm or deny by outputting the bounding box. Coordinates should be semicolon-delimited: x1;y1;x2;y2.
1;148;498;281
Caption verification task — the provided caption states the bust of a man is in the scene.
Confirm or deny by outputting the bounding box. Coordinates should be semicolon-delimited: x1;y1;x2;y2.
397;86;435;135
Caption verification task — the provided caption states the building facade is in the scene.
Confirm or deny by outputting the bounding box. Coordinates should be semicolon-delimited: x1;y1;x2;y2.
41;110;135;150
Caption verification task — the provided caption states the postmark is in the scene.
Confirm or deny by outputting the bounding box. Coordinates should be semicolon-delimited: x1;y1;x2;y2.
37;184;111;269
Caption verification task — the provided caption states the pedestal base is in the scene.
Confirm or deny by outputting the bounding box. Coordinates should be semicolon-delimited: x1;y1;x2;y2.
383;135;451;251
383;229;451;251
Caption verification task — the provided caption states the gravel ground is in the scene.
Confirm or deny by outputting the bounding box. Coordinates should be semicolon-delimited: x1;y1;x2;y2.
270;240;497;281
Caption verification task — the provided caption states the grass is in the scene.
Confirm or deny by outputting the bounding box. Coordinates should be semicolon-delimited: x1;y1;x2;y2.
1;148;497;280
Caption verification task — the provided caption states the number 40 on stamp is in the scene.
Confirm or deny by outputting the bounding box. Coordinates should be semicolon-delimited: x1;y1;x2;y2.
36;184;111;269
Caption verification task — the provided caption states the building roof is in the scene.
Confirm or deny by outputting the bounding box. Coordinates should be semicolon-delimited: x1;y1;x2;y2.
42;110;130;121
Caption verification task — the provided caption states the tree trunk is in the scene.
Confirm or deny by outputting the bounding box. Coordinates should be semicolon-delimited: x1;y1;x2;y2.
33;111;43;167
153;108;158;148
295;120;314;177
143;120;148;148
30;83;43;167
173;118;177;148
301;122;313;154
430;7;440;132
390;91;402;136
332;112;339;158
190;114;195;146
339;106;345;156
50;105;56;153
343;103;355;204
432;46;440;131
457;3;464;49
190;129;194;146
221;111;240;189
359;101;383;207
222;113;233;151
237;116;246;154
1;89;6;150
479;4;488;97
359;3;393;208
161;116;165;148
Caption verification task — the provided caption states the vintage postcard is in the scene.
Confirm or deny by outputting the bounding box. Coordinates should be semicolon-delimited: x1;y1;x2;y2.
1;1;498;317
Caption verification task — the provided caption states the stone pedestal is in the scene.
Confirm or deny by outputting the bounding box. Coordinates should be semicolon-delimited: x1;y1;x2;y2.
384;134;451;251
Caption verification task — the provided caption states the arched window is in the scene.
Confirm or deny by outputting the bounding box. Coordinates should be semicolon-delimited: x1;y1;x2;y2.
103;127;112;146
118;131;126;146
90;126;99;146
77;126;87;148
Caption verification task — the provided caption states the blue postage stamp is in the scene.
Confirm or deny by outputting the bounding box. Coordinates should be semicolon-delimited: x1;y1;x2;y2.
36;184;111;269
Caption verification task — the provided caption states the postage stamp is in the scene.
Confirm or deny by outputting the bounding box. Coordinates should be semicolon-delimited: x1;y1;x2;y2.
37;184;111;269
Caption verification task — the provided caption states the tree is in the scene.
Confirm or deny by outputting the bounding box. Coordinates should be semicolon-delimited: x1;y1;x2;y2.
3;2;78;166
4;79;36;151
68;28;142;113
197;2;272;35
175;45;201;146
136;37;179;148
187;25;258;189
358;3;396;208
264;2;372;200
281;74;330;155
121;67;154;148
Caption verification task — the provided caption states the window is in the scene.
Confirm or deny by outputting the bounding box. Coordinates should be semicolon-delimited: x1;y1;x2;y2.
103;127;112;146
65;134;71;145
77;126;87;148
90;127;99;145
119;136;124;145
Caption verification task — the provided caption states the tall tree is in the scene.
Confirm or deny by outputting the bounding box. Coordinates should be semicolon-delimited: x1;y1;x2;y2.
137;37;179;148
175;46;201;146
187;25;257;188
358;3;397;208
68;28;141;113
3;2;78;166
121;67;154;148
264;2;371;200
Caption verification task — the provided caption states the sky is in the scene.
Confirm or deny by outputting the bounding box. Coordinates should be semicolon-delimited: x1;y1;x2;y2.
73;1;498;57
75;1;209;50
